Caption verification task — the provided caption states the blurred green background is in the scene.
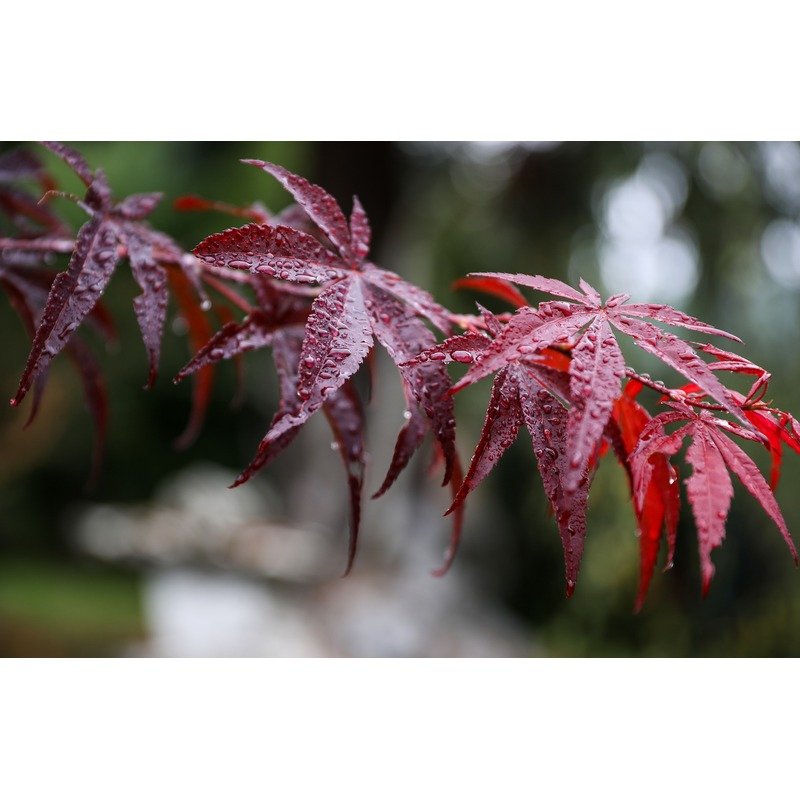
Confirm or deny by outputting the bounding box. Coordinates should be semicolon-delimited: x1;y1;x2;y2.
1;141;799;657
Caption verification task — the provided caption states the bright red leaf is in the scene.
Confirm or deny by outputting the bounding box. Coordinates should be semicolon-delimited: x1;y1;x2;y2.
632;403;798;595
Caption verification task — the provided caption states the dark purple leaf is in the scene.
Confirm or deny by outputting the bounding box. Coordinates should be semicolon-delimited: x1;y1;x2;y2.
124;226;168;388
363;267;453;333
12;217;119;406
194;223;342;283
41;141;95;187
349;196;371;262
241;160;354;262
116;192;163;221
322;380;366;575
175;310;278;383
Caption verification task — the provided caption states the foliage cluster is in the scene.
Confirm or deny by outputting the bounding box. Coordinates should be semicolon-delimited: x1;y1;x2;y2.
2;143;798;608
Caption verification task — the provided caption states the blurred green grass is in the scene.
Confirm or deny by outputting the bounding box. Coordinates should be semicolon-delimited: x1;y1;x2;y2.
0;558;143;656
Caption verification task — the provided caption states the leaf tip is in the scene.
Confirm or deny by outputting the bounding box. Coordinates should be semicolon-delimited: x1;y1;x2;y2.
430;555;453;578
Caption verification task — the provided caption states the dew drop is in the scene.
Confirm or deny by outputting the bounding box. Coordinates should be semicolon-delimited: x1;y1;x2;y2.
452;350;474;364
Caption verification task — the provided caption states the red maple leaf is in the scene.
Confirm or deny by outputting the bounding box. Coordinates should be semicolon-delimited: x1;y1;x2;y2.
430;273;795;602
453;273;747;498
405;308;586;590
174;280;369;572
609;381;680;610
191;163;462;572
631;402;798;595
0;147;113;479
8;142;208;408
678;343;800;491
